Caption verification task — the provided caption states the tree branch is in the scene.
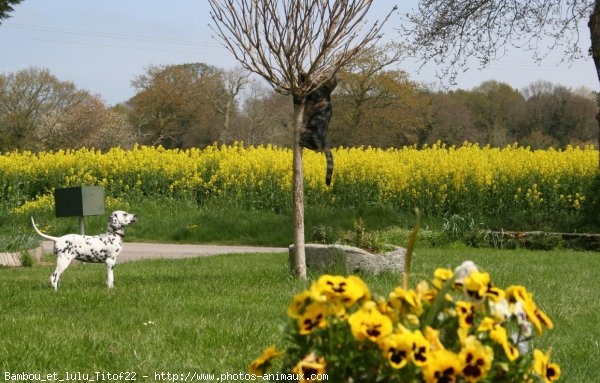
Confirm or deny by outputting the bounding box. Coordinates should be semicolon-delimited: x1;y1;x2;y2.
209;0;397;96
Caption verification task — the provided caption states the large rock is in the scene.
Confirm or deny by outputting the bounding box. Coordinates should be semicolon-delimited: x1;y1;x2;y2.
288;243;406;275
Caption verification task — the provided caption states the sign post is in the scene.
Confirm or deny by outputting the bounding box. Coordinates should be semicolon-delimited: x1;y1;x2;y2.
54;186;105;235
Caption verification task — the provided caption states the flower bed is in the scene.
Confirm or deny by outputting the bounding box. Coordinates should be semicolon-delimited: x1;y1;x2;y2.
251;261;559;383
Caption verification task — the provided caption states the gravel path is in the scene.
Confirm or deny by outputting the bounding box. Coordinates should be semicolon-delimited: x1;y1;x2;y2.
42;241;288;264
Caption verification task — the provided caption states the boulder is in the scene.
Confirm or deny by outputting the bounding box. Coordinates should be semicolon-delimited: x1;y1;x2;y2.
288;243;406;275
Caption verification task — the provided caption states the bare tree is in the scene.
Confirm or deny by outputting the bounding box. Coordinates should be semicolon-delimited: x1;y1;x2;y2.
402;0;600;156
213;66;250;144
239;81;293;146
209;0;396;279
36;94;138;151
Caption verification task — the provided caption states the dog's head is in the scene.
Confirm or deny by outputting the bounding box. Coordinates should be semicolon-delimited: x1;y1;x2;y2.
107;210;137;236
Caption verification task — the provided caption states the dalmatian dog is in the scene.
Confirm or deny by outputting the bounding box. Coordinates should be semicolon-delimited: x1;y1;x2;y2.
31;211;137;290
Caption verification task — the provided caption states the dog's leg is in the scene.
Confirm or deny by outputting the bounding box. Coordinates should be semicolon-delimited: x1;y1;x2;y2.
106;258;116;288
50;254;72;290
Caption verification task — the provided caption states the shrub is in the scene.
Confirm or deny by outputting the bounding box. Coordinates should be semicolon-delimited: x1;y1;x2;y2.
19;251;34;267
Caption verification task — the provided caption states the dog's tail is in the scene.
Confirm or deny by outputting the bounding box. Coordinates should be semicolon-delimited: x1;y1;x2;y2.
30;217;59;242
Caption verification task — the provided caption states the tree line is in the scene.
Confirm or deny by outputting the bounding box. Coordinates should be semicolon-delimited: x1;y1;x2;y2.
1;61;597;153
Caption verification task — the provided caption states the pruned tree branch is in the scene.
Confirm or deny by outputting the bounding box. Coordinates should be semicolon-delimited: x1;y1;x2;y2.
209;0;397;97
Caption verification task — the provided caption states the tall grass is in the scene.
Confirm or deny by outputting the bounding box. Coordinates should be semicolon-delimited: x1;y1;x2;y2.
0;249;598;382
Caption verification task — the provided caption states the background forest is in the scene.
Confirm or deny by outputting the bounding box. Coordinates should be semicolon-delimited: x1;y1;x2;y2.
1;46;598;153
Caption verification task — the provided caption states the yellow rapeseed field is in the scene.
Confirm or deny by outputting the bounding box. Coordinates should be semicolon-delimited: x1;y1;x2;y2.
1;143;597;217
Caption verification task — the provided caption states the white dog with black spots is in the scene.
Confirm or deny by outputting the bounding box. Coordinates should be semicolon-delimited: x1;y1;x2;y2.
31;210;137;290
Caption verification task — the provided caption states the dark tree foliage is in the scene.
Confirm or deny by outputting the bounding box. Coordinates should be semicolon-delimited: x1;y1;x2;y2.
0;0;23;24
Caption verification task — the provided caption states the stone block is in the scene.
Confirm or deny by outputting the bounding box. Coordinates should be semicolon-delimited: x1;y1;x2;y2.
288;243;406;275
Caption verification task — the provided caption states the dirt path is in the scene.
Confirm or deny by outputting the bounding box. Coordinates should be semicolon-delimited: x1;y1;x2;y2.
42;241;288;264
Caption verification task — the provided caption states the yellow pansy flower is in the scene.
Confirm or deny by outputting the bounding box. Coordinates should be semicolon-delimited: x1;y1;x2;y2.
459;337;494;382
311;275;370;307
422;349;462;383
292;353;326;382
379;333;414;369
533;349;561;383
249;346;282;375
298;303;329;335
348;302;393;342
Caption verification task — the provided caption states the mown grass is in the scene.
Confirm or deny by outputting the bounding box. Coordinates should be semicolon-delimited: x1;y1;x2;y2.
1;248;598;382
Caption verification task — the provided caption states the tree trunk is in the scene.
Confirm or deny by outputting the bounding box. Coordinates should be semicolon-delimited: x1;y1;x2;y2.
589;1;600;161
292;101;307;280
219;99;232;145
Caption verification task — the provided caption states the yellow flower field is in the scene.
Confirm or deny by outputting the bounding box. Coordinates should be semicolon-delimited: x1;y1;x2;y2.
1;143;597;219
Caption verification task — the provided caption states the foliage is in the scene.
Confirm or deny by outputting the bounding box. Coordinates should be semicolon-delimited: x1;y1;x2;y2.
1;65;597;152
19;250;34;267
251;261;560;382
128;63;225;148
403;0;600;155
312;218;386;254
0;232;39;253
36;95;137;151
520;82;599;148
0;0;22;24
1;143;597;232
442;213;485;247
331;43;433;147
0;67;91;151
427;81;598;148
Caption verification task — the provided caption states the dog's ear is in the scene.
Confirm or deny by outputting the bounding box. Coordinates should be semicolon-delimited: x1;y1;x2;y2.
108;212;120;226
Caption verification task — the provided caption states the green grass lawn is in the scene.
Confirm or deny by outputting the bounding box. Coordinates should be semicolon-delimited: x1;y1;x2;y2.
1;247;598;382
